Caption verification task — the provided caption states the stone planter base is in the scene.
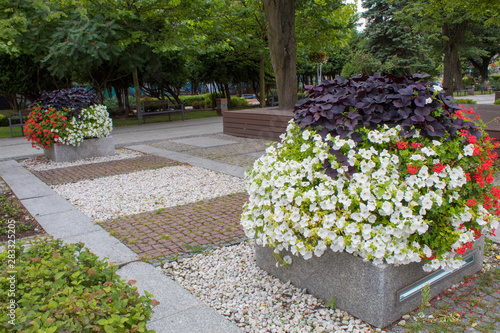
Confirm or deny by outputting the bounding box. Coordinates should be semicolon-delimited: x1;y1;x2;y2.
44;136;115;162
255;237;484;328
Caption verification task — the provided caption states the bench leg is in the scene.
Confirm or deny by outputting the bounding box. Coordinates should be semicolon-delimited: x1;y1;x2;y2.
168;114;171;122
182;111;185;121
9;126;13;138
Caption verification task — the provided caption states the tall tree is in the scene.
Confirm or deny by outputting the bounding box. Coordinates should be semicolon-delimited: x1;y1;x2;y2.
397;0;499;95
461;22;500;85
362;0;437;76
263;0;297;110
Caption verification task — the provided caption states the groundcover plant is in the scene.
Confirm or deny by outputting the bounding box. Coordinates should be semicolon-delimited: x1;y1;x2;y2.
241;73;499;272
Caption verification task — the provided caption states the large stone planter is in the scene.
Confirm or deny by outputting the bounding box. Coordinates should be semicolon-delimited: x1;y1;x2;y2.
44;136;115;162
255;237;484;328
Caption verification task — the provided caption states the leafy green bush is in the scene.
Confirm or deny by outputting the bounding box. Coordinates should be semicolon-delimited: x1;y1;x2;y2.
494;99;500;105
179;94;210;106
229;97;249;108
462;75;475;86
0;238;158;332
192;100;206;109
454;98;477;104
140;97;159;103
0;114;8;127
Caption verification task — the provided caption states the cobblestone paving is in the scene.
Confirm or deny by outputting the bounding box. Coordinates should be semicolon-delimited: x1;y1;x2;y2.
31;155;185;185
98;192;248;266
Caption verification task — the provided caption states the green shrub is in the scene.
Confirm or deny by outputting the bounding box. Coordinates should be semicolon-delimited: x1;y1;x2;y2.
0;114;8;127
454;98;477;104
0;238;158;332
462;75;475;86
192;100;206;109
229;97;249;108
179;94;210;106
204;96;213;109
494;99;500;105
140;96;159;103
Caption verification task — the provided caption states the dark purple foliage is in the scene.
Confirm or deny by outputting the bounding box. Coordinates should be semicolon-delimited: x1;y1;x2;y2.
29;87;99;118
294;73;478;140
294;73;481;178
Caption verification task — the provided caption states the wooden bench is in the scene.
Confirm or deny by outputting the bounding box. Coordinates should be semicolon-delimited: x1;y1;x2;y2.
137;100;185;125
8;109;29;138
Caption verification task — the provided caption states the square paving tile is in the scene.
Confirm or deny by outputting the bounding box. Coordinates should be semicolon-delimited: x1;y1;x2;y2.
171;137;235;147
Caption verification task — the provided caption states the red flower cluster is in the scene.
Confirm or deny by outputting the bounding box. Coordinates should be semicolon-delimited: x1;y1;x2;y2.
24;106;69;149
407;164;420;175
397;141;408;149
433;163;446;174
455;242;473;255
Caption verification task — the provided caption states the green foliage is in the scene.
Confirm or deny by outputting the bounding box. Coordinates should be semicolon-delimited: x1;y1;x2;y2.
0;237;157;332
0;114;8;127
462;75;475;86
362;0;438;76
494;99;500;105
325;296;337;309
454;98;477;104
178;94;210;106
191;100;206;109
229;97;249;108
420;283;431;314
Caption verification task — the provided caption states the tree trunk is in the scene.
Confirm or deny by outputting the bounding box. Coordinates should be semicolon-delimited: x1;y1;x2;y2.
165;86;182;104
441;22;468;96
132;68;141;112
469;57;491;86
263;0;297;110
259;55;266;107
454;57;464;91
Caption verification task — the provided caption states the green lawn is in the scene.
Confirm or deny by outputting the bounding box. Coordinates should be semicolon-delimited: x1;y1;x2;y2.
0;109;220;139
453;90;495;97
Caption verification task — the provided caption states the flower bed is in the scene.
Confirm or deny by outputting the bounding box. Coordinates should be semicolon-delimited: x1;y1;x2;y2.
241;74;500;272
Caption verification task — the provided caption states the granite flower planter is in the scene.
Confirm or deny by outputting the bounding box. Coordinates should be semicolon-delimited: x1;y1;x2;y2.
255;237;484;328
44;136;115;162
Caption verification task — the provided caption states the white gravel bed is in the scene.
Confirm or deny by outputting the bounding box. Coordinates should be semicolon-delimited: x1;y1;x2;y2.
162;242;375;333
19;148;144;171
52;165;244;221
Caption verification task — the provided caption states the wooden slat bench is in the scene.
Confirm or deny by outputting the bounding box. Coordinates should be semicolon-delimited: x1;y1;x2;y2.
137;100;185;125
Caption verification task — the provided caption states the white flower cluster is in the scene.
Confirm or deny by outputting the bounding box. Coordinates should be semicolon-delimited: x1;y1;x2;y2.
241;121;495;272
56;104;113;146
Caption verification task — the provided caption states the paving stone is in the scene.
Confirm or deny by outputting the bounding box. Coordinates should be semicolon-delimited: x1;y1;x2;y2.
172;137;236;147
22;194;74;217
34;210;102;238
63;229;138;266
32;155;184;185
99;193;248;261
117;262;242;333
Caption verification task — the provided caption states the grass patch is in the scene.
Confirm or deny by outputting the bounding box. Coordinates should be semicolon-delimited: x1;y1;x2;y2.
183;244;207;254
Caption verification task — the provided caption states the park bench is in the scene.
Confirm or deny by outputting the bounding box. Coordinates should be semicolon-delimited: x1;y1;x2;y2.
8;109;29;138
137;100;185;125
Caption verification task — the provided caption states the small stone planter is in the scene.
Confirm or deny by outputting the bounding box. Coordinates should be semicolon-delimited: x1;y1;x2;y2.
44;136;115;162
255;237;484;328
